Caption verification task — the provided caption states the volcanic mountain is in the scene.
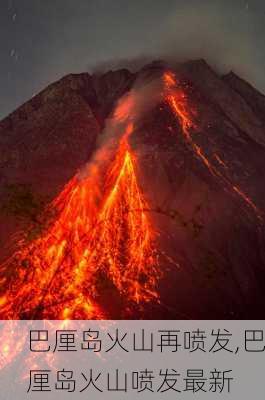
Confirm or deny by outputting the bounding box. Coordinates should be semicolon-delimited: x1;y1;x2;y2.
0;59;265;319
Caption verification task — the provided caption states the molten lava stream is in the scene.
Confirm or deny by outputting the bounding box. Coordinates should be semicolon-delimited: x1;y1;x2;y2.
80;136;159;304
0;123;159;319
163;71;262;220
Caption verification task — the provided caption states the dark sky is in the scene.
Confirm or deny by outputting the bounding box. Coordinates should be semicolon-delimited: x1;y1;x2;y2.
0;0;264;119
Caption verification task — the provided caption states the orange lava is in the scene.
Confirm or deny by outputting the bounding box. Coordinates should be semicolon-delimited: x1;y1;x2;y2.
0;122;159;319
164;72;215;174
164;71;262;220
0;71;262;321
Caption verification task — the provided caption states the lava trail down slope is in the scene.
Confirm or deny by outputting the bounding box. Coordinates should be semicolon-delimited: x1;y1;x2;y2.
0;60;265;319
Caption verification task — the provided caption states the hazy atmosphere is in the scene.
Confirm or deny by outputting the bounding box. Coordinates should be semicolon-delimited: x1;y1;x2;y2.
0;0;264;118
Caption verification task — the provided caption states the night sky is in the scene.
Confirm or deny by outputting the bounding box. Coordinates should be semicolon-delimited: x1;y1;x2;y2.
0;0;264;119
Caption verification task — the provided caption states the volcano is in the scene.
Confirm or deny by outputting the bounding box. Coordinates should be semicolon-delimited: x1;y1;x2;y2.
0;59;265;319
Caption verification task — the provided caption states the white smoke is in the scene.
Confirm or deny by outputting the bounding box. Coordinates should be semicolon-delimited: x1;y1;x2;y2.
78;73;164;181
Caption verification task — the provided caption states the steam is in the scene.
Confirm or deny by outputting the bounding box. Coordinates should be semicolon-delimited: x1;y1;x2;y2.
78;74;163;181
88;0;265;93
2;0;264;119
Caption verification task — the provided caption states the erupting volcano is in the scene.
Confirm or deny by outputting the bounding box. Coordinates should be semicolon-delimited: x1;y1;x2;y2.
0;59;265;319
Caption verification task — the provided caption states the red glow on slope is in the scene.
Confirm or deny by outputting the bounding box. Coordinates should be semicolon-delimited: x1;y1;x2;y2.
163;71;262;220
164;72;215;173
0;119;159;319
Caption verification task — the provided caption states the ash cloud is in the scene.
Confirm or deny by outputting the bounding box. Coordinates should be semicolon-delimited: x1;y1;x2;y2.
88;0;265;93
1;0;265;119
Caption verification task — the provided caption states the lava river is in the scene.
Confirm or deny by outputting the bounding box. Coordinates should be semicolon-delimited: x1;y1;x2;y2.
0;119;160;319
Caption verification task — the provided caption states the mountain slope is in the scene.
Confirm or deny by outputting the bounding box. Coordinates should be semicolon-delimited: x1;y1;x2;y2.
0;60;264;319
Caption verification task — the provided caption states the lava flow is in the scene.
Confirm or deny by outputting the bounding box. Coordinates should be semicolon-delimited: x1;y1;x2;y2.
0;121;159;319
164;71;217;174
163;71;262;220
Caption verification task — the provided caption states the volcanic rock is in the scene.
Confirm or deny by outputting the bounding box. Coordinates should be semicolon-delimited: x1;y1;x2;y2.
0;60;265;318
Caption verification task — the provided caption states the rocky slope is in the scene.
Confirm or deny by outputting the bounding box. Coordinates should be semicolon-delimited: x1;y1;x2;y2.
0;59;265;318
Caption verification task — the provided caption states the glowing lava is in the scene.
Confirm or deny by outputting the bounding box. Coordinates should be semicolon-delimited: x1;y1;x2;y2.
163;71;262;220
0;122;159;319
0;70;262;321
